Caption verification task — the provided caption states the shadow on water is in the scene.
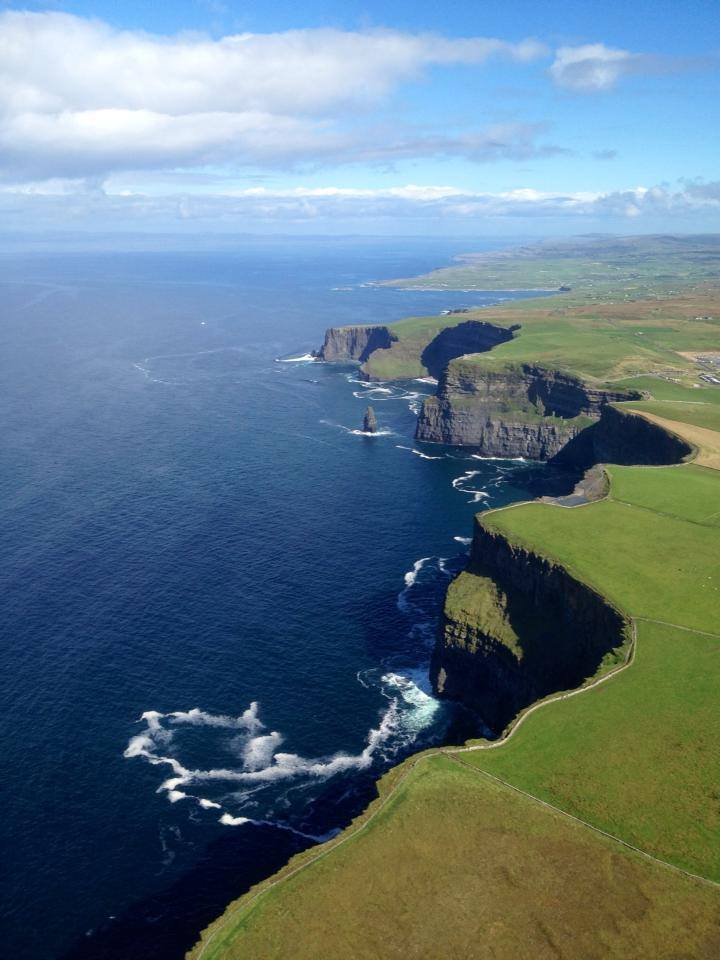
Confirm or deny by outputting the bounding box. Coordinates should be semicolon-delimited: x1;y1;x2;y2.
60;776;379;960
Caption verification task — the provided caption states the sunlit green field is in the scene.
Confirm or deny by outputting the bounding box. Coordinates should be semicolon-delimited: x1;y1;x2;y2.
361;290;720;381
384;235;720;293
189;753;720;960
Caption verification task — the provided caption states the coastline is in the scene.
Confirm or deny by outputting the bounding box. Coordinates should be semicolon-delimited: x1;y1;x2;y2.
188;238;720;959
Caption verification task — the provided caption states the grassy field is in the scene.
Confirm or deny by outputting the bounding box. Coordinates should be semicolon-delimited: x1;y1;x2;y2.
457;459;720;881
189;754;720;960
384;234;720;294
481;468;720;633
361;289;720;382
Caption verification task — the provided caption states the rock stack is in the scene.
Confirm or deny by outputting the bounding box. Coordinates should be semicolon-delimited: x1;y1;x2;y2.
363;406;378;433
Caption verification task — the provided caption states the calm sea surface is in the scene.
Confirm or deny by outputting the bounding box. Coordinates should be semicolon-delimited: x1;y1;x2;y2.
0;240;566;959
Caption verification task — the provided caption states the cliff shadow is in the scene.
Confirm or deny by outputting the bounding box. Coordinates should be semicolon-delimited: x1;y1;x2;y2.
433;551;629;734
420;320;518;380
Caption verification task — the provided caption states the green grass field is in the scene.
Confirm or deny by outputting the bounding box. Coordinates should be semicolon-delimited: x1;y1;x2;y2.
457;459;720;879
482;467;720;633
384;235;720;294
189;754;720;960
361;290;720;382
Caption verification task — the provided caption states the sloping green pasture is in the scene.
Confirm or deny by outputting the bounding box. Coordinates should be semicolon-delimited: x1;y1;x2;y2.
362;292;720;381
189;755;720;960
464;461;720;879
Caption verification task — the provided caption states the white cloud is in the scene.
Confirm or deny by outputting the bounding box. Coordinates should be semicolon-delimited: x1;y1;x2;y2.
549;43;715;92
0;11;550;180
0;13;546;115
550;44;638;91
1;180;717;232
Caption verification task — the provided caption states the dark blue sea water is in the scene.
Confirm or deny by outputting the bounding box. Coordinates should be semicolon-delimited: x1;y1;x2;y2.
0;239;569;960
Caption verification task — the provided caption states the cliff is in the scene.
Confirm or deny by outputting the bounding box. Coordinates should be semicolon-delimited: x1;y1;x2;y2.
315;317;519;380
432;405;694;727
315;325;396;363
432;521;630;730
416;360;642;458
418;320;518;379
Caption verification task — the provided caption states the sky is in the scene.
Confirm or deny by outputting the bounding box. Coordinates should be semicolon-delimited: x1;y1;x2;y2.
0;0;718;238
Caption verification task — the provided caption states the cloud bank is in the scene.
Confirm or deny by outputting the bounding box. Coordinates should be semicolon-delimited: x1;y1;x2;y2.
0;11;551;180
2;181;717;233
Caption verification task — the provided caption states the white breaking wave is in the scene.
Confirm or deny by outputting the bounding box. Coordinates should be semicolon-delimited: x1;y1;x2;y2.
320;420;394;437
124;699;411;824
275;353;316;363
242;731;284;771
471;453;527;462
452;469;491;504
220;813;251;826
168;704;263;732
395;445;444;461
381;671;441;739
451;470;482;489
404;557;430;589
453;536;472;545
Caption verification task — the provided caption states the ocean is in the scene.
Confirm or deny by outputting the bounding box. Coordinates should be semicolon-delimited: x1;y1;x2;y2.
0;239;568;959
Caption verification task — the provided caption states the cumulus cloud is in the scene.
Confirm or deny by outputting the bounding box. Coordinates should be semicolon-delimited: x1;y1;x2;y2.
0;11;551;180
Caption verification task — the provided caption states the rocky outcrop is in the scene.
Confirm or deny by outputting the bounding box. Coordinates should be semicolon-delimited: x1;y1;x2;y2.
552;404;694;469
363;406;378;433
315;325;396;363
419;320;518;379
432;522;630;731
416;400;587;457
416;361;642;456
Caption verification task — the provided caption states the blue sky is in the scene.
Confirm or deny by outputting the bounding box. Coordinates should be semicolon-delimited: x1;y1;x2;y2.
0;0;718;235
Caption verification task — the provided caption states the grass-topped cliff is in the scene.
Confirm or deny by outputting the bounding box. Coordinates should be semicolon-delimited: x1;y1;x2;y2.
190;240;720;958
189;390;720;960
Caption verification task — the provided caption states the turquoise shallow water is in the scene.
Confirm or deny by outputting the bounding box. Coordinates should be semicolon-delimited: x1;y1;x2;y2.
0;239;568;959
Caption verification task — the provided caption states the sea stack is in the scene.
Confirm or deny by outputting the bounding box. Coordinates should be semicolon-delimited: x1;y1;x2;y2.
363;406;378;433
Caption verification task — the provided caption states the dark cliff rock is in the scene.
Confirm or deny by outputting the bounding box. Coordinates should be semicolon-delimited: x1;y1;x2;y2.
416;361;642;457
431;403;692;728
362;406;378;433
554;404;695;469
316;325;396;363
419;320;518;379
417;399;586;458
431;521;630;731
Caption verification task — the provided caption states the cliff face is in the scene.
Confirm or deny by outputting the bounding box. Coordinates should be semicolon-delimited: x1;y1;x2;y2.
419;320;518;379
416;362;638;456
552;404;694;469
432;522;630;731
417;399;586;458
432;404;693;728
316;325;397;363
